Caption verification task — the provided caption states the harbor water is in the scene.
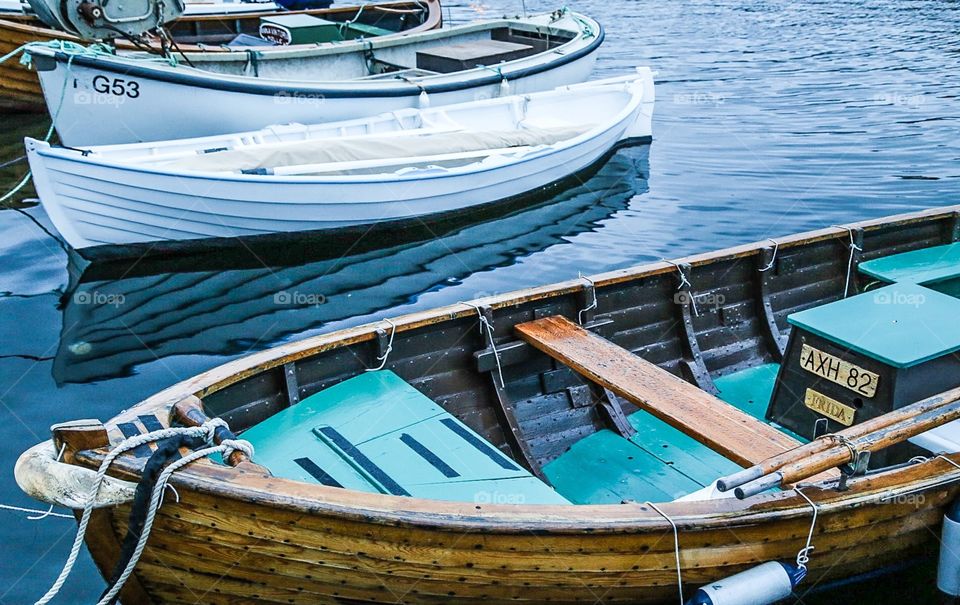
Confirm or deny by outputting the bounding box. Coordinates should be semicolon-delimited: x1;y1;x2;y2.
1;0;958;601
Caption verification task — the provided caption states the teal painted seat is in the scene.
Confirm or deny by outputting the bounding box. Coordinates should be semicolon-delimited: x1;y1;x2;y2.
241;370;570;504
713;363;807;442
714;363;780;420
788;282;960;368
543;411;742;505
859;242;960;285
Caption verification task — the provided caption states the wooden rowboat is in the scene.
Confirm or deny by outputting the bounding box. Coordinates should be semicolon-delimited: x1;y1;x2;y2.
0;0;440;112
17;205;960;604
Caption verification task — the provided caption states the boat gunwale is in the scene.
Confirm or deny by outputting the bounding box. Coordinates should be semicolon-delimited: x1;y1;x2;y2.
51;203;960;533
29;13;604;98
70;442;960;534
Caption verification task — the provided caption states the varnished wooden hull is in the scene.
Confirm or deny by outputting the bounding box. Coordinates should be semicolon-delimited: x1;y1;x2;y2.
0;1;440;112
85;473;952;604
26;205;960;603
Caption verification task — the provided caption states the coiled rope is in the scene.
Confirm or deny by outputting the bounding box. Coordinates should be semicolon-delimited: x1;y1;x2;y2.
35;418;253;605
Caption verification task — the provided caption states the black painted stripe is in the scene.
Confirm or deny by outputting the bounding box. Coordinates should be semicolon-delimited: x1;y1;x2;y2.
116;422;152;458
137;414;164;432
439;418;519;471
315;426;410;496
43;27;604;98
400;433;460;478
293;457;343;488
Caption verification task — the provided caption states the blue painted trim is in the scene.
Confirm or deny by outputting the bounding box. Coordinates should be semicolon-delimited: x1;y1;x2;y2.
137;414;164;432
117;422;152;458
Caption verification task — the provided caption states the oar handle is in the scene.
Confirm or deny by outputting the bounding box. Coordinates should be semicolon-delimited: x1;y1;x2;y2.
717;385;960;493
171;396;252;468
734;472;783;500
734;399;960;498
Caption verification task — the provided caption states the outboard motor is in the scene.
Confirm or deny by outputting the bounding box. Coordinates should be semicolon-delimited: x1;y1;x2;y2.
25;0;185;40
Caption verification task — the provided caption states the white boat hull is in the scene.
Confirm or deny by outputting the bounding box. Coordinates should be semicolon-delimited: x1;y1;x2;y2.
28;11;603;146
26;73;654;254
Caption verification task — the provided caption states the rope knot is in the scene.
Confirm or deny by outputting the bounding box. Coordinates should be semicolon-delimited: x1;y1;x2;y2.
200;417;228;445
220;439;255;462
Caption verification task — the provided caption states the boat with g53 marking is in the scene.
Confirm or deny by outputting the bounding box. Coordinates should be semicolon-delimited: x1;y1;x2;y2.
24;7;602;145
16;205;960;604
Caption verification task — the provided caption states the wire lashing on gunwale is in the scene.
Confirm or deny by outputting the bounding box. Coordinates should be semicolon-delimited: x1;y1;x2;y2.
35;418;254;605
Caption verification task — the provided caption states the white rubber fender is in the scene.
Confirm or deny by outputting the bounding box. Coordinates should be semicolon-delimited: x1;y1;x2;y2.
14;440;136;509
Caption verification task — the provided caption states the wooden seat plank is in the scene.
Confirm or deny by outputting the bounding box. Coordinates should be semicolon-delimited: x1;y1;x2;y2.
515;316;802;467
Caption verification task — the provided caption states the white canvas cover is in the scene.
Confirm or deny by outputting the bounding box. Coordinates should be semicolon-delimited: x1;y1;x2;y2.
155;125;592;173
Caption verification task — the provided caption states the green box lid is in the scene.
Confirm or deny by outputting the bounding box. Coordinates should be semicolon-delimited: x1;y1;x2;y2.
859;242;960;285
787;282;960;368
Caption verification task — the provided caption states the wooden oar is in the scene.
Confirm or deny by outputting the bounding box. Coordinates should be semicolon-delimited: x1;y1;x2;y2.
171;396;271;475
735;396;960;499
717;385;960;492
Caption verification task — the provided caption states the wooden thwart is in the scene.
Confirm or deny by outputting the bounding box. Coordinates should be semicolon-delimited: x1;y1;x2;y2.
515;315;802;468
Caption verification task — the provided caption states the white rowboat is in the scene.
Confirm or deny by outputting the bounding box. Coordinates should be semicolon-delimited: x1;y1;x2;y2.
26;9;602;146
26;71;655;256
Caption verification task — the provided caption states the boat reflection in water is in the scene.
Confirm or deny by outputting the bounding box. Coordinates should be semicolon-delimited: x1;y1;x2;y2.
54;144;650;385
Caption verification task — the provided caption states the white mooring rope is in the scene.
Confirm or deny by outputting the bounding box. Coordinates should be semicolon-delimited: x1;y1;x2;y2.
0;504;73;520
35;418;253;605
645;501;684;605
366;318;397;372
794;487;819;571
831;226;862;299
462;302;505;388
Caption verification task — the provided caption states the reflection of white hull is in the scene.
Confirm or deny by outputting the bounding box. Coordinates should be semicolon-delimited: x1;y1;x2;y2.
55;144;649;384
27;11;603;145
0;0;21;12
27;72;655;252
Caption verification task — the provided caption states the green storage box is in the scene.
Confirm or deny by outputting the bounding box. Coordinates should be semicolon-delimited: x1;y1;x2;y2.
259;15;344;45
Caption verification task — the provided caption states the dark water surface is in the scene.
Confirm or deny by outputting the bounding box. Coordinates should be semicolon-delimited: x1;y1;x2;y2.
1;0;958;602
